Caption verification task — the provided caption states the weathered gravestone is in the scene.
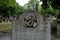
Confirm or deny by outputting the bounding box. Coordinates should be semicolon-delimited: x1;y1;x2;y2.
12;10;51;40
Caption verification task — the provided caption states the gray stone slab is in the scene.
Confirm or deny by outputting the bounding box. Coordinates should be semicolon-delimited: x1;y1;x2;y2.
12;11;51;40
0;31;12;40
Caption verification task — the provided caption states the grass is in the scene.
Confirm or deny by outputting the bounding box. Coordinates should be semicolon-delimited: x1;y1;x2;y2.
0;21;12;32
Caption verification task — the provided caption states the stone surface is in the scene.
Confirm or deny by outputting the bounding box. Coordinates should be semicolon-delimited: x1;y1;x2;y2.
12;11;51;40
0;31;12;40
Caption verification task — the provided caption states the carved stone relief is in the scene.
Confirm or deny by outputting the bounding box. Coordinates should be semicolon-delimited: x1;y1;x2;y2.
24;13;39;28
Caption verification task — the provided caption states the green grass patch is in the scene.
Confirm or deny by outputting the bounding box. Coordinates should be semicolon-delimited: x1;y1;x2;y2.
0;22;12;32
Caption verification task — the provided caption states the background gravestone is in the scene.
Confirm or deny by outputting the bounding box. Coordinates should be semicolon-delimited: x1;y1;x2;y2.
12;11;51;40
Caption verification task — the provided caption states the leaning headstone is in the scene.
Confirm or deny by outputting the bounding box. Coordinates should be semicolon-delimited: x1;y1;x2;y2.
12;11;51;40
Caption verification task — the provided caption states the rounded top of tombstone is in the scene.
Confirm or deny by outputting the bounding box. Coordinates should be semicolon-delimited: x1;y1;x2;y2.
18;10;43;28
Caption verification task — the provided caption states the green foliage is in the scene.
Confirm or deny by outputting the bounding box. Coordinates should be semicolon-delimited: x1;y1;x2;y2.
41;0;47;9
0;0;25;17
0;0;60;17
40;4;59;16
49;0;60;9
15;5;25;16
0;0;16;17
40;0;60;16
24;0;39;11
0;0;16;7
24;0;59;16
41;0;60;9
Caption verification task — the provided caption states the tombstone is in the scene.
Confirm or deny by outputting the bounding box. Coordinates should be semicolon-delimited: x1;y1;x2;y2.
12;10;51;40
